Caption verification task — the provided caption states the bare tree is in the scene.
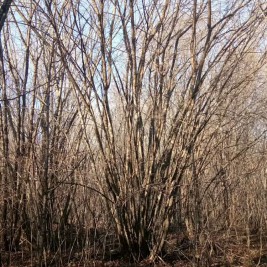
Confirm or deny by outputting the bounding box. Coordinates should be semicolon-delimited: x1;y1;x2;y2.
1;0;267;265
0;0;13;32
38;0;266;261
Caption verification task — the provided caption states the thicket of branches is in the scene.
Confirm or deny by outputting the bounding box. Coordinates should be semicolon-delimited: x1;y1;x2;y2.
1;0;267;265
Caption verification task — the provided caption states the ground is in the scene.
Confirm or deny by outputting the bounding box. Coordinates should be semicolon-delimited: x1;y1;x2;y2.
1;231;267;266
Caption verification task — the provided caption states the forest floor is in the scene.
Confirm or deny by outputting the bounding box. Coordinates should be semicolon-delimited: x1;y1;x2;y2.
1;231;267;266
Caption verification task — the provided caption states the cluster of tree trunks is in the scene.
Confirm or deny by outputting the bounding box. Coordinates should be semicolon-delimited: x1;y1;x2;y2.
0;0;267;264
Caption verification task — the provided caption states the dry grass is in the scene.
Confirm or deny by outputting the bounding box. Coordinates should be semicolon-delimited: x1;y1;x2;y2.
1;231;267;267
